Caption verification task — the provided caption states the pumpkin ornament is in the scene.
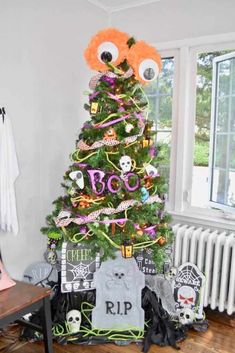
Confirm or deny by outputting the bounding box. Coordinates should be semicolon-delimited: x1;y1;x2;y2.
104;128;117;140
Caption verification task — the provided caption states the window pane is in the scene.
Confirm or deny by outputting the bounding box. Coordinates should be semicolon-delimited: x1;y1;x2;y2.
191;50;235;209
214;134;228;169
217;97;229;132
210;54;235;208
145;57;174;188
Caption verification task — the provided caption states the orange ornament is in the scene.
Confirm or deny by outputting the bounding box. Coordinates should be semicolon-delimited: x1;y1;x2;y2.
104;128;117;140
79;195;91;208
127;41;162;85
84;28;129;71
157;236;167;246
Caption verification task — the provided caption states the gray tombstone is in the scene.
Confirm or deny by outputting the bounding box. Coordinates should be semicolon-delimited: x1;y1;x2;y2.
92;252;145;330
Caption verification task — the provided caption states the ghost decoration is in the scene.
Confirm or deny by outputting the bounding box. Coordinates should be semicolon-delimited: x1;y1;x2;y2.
125;123;134;133
178;308;195;325
66;309;81;333
69;171;84;189
144;164;159;177
119;155;132;173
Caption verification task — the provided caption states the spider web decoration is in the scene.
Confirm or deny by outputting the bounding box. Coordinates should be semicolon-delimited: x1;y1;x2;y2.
173;262;205;318
61;242;100;292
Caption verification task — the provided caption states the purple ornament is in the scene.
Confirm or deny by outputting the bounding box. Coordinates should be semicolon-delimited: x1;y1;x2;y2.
100;75;116;87
107;174;122;193
83;122;92;129
80;226;88;234
124;172;140;192
149;146;157;157
87;169;106;195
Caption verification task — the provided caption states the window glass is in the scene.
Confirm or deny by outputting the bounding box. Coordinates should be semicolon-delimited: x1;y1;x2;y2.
145;57;174;185
191;50;235;209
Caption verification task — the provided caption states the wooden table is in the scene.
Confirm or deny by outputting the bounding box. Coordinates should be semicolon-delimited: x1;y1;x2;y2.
0;280;53;353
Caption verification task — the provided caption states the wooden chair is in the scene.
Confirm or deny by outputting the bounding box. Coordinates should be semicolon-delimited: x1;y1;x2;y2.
0;280;53;353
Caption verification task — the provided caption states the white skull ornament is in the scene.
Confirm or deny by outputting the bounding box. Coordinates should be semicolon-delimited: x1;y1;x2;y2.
119;155;132;173
177;285;196;308
178;308;195;325
66;309;81;333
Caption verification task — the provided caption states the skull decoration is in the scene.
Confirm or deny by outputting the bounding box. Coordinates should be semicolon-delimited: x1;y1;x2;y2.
177;308;195;325
106;265;132;290
165;266;177;281
66;309;81;333
177;285;196;308
45;250;57;266
119;155;132;173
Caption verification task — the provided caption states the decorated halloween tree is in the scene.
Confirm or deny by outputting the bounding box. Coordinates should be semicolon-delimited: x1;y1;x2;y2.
37;29;209;350
41;28;173;274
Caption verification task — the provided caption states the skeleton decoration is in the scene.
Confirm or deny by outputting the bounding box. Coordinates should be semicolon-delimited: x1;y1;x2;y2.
165;266;177;281
66;309;81;333
119;155;132;174
177;308;195;325
173;262;205;321
45;250;57;266
92;252;145;330
69;170;84;189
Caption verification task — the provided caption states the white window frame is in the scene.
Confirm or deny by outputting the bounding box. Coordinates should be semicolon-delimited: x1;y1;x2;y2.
209;52;235;213
154;33;235;231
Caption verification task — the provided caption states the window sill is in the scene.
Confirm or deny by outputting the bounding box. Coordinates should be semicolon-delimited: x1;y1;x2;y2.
169;209;235;232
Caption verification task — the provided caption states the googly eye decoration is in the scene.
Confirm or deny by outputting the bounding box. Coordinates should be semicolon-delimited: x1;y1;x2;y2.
139;59;160;82
127;41;162;85
84;28;129;71
98;41;119;64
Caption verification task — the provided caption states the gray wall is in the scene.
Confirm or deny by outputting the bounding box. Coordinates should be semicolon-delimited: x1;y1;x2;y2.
110;0;235;43
0;0;107;279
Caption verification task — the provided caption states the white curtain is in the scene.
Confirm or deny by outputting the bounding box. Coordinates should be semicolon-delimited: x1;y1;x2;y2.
0;112;19;234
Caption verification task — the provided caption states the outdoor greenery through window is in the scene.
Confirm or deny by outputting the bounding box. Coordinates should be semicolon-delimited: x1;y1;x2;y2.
145;57;174;187
191;49;235;211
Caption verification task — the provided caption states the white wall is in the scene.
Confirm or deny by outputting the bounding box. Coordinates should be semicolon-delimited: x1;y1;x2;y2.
110;0;235;43
0;0;107;279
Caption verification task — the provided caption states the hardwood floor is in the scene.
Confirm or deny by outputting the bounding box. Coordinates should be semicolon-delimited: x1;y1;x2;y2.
1;310;234;353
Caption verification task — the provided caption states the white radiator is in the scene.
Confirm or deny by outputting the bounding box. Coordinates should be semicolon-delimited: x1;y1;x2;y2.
173;224;235;315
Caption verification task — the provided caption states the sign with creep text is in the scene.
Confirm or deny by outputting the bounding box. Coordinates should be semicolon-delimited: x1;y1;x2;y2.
61;242;100;292
92;252;145;330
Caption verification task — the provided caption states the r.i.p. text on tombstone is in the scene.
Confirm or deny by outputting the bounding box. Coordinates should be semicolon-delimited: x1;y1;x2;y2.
92;252;145;330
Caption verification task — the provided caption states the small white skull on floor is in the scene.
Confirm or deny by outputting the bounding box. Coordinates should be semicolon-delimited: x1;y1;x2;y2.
66;310;81;333
177;308;195;325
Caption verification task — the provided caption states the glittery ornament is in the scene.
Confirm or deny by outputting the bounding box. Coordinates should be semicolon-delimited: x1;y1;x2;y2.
90;102;99;114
